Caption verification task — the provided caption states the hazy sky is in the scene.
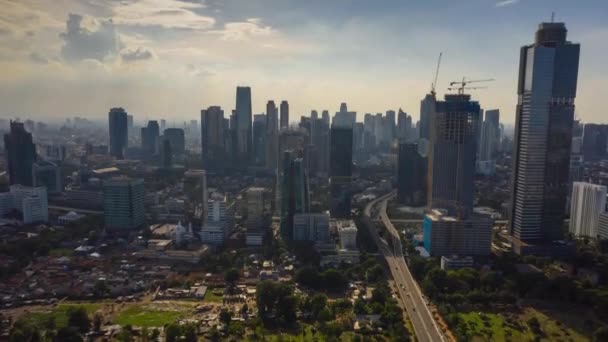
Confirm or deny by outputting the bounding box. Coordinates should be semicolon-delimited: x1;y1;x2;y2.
0;0;606;125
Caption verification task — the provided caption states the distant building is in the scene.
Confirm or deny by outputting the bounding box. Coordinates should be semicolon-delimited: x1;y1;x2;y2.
0;185;48;223
428;94;481;217
329;125;353;218
4;121;36;186
419;94;434;141
201;106;226;171
58;211;86;225
103;178;145;231
598;212;608;240
163;128;185;156
280;153;309;240
293;212;330;242
509;22;580;245
235;86;253;164
477;109;500;175
280;100;289;129
337;220;358;250
582;124;608;162
108;108;129;159
397;143;426;206
266;101;279;170
569;182;607;237
33;161;62;194
253;114;267;166
423;209;492;257
141;120;160;159
200;193;235;245
246;187;268;246
440;255;474;271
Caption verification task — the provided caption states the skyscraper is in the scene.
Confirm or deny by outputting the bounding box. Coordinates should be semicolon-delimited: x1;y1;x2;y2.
582;124;608;162
280;100;289;129
4;121;36;186
235;86;252;164
428;94;481;217
330;125;353;218
201;106;225;171
509;22;580;244
103;178;145;231
108;108;129;159
141;120;160;159
266;101;279;170
569;182;607;238
397;143;427;206
280;152;309;240
419;94;435;141
397;109;411;142
163;128;185;156
477;109;501;175
253;114;267;166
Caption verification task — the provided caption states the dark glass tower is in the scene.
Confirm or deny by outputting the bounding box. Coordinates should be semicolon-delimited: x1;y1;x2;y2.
329;125;353;218
280;100;289;129
141;120;160;159
201;106;226;171
397;143;427;206
509;22;580;243
108;107;128;159
235;86;252;165
4;121;36;186
280;151;309;240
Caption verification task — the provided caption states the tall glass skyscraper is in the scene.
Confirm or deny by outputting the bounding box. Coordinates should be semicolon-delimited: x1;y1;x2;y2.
509;22;580;244
108;107;128;160
280;100;289;129
235;86;252;164
4;121;36;186
329;125;353;218
201;106;226;171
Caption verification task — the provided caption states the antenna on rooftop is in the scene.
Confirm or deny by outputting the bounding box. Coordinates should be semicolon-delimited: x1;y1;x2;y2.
551;12;555;23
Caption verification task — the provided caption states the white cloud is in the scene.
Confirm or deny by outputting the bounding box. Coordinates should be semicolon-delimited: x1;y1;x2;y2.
60;13;122;62
121;47;154;63
496;0;520;7
110;0;215;30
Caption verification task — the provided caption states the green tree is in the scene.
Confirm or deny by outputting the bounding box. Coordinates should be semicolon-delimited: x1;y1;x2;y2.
165;323;181;342
67;307;91;334
310;293;328;319
224;268;240;286
9;320;42;342
295;266;321;289
322;269;348;291
93;313;103;332
54;327;83;342
594;326;608;342
220;309;233;326
366;264;384;283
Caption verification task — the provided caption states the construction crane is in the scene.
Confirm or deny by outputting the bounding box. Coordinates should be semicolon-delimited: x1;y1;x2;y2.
430;52;443;98
448;77;495;95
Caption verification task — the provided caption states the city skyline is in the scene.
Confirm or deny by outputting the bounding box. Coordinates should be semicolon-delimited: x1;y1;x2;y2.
0;0;606;124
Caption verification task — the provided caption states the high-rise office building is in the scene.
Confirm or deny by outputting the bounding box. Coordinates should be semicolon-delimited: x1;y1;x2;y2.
509;22;580;244
293;212;329;242
386;110;396;142
397;143;427;206
141;120;160;159
201;106;226;171
246;187;269;246
329;125;353;218
103;178;145;231
163;128;185;156
160;119;166;132
4;121;36;186
33;161;62;194
161;138;172;168
253;114;267;166
419;94;435;141
479;109;500;161
423;209;492;257
108;108;129;159
235;86;252;164
321;110;330;126
337;220;358;250
397;109;411;141
428;94;481;217
280;152;309;240
598;212;608;240
201;193;235;245
582;124;608;162
280;100;289;129
266;101;279;170
1;185;48;224
569;182;607;237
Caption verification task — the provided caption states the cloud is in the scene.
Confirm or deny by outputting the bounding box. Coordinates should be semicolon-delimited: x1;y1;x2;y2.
29;52;49;64
217;18;275;41
121;47;154;62
111;0;215;30
496;0;520;7
60;13;121;62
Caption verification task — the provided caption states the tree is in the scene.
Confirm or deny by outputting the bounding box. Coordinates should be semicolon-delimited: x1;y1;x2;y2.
165;324;181;342
67;307;91;334
594;326;608;342
331;299;352;315
354;299;368;315
277;295;298;324
371;284;391;305
220;309;233;326
322;269;348;291
240;304;249;316
295;266;321;289
54;327;83;342
310;293;328;319
93;313;103;332
9;320;42;342
224;268;240;286
182;324;197;342
317;307;334;322
366;264;384;283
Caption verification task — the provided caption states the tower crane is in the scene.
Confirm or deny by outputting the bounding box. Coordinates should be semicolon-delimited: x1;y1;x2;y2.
430;52;443;98
448;77;494;95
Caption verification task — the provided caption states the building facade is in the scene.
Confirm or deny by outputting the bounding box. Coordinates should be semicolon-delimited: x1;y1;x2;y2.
569;182;607;237
103;178;145;231
4;121;36;186
108;108;129;159
329;125;353;218
509;22;580;243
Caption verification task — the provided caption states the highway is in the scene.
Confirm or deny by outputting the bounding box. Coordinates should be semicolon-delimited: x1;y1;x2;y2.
363;191;445;342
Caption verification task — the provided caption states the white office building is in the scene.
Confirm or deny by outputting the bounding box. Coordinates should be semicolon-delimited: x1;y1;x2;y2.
337;220;358;250
598;212;608;240
569;182;607;237
0;185;48;223
200;193;234;245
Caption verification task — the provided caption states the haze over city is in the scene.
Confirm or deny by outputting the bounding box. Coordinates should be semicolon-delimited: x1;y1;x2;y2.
1;0;607;124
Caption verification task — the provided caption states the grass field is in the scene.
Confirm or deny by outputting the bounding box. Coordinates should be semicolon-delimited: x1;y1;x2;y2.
113;305;182;327
456;308;589;342
203;287;224;303
20;303;102;328
246;325;364;342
